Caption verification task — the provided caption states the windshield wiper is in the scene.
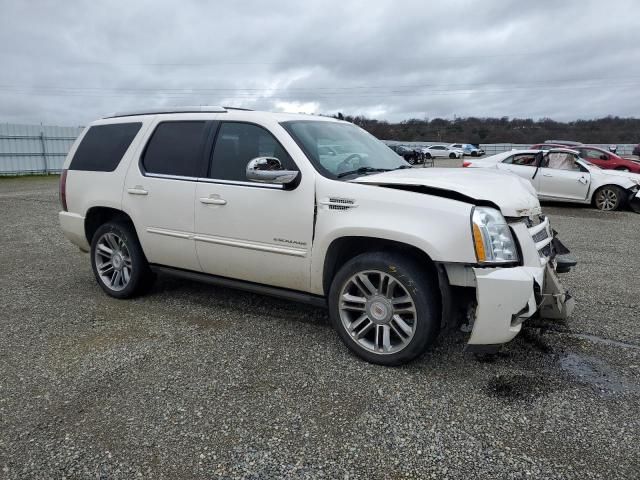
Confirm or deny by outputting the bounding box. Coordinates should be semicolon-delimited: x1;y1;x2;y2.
337;167;391;178
392;165;412;170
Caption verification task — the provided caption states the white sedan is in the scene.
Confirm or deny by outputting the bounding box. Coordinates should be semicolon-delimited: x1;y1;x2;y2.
464;149;640;212
420;144;464;159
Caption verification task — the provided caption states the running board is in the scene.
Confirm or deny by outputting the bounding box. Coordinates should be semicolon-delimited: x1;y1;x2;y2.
150;265;328;308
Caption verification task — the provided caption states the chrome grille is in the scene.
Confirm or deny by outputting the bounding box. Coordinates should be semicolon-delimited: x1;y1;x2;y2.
527;215;553;262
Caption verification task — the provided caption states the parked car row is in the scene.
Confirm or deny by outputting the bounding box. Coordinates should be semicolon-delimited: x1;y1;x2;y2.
388;143;483;164
464;148;640;213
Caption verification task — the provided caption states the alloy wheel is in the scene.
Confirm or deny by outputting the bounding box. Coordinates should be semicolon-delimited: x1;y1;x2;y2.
338;270;417;354
595;188;618;211
94;232;133;291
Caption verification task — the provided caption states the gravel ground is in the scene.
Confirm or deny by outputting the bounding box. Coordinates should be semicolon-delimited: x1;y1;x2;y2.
0;176;638;479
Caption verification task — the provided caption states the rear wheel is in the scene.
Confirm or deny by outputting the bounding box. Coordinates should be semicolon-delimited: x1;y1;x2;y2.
328;252;439;366
593;185;624;211
471;151;478;157
90;221;154;298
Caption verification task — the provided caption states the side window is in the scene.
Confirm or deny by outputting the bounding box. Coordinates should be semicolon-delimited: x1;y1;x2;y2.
509;154;537;166
209;122;297;182
585;149;605;159
545;152;579;171
142;121;209;177
70;123;141;172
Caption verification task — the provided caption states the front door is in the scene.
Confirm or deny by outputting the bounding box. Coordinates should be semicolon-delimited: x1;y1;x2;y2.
194;121;314;291
537;152;591;201
123;119;213;271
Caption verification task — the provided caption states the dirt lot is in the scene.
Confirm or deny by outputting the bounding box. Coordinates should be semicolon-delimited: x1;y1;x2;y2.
1;176;639;479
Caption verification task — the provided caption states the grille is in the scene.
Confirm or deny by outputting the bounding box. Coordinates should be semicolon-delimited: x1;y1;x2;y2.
527;215;553;261
532;228;549;244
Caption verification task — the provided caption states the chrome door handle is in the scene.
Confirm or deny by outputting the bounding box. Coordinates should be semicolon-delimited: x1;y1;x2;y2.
127;187;148;195
199;197;227;205
542;173;553;177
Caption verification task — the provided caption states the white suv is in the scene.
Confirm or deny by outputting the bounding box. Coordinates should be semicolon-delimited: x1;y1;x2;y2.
59;106;576;365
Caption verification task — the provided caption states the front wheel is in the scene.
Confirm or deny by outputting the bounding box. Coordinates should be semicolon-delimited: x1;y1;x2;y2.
90;221;154;298
593;185;624;211
328;252;440;366
449;153;456;159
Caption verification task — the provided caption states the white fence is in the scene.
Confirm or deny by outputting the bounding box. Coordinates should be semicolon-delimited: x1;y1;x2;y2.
0;123;83;175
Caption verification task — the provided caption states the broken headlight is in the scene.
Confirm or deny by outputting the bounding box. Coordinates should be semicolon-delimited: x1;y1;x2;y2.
471;207;519;264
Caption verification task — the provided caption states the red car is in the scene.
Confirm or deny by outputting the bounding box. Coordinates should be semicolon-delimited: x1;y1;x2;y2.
530;143;640;173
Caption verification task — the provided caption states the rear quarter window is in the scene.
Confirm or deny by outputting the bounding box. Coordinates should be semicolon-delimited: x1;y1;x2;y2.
69;123;141;172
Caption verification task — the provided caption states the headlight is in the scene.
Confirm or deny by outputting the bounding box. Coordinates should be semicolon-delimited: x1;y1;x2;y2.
471;207;519;264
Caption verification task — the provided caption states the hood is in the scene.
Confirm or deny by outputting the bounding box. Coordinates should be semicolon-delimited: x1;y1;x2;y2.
351;168;541;217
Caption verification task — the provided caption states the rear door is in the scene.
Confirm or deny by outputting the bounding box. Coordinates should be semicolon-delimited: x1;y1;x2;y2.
497;153;539;187
123;118;214;271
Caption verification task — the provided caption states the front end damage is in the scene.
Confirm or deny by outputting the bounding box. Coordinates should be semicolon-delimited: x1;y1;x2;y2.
447;214;576;352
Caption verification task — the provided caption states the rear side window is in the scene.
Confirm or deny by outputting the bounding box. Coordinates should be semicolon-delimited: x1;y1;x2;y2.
142;121;209;177
69;123;141;172
209;122;296;182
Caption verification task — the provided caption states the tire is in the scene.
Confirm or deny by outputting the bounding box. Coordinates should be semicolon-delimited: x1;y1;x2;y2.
449;153;456;159
90;221;154;299
471;151;478;157
593;185;625;211
406;156;415;165
425;153;432;160
328;252;440;366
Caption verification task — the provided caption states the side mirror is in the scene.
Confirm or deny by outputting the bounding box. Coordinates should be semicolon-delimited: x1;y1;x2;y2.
246;157;299;185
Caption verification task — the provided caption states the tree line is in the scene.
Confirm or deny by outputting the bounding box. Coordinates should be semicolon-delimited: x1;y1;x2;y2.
333;114;640;144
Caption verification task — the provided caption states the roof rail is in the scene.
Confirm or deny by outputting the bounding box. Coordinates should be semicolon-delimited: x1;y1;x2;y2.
223;106;253;111
103;106;227;119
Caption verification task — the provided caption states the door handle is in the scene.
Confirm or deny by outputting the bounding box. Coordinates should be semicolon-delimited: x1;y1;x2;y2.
199;196;227;205
542;173;553;177
127;187;148;195
578;177;588;184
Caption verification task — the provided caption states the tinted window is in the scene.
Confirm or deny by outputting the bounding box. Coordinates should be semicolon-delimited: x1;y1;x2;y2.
142;121;209;177
209;123;296;181
69;123;141;172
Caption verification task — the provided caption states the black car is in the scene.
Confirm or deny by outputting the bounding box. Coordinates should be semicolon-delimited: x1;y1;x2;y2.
633;143;640;157
388;144;422;165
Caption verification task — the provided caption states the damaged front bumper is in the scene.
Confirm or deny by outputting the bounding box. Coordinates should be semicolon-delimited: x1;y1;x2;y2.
464;220;576;352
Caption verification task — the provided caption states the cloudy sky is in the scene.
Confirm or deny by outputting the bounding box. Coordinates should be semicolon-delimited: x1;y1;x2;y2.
0;0;639;126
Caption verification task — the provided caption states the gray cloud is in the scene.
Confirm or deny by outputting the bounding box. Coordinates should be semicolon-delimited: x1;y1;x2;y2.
0;0;639;125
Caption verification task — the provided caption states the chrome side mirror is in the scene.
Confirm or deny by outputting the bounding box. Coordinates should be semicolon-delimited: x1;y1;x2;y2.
246;157;299;185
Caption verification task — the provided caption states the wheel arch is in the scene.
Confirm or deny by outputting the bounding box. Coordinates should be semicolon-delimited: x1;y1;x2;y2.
322;236;439;297
84;206;138;244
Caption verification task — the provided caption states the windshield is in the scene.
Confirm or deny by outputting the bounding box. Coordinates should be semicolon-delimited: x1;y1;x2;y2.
281;120;408;179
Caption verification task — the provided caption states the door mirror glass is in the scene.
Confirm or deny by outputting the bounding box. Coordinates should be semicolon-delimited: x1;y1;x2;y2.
246;157;299;185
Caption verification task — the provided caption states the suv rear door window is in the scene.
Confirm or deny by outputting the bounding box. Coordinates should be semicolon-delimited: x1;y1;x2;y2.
209;122;296;182
69;122;141;172
142;121;209;178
